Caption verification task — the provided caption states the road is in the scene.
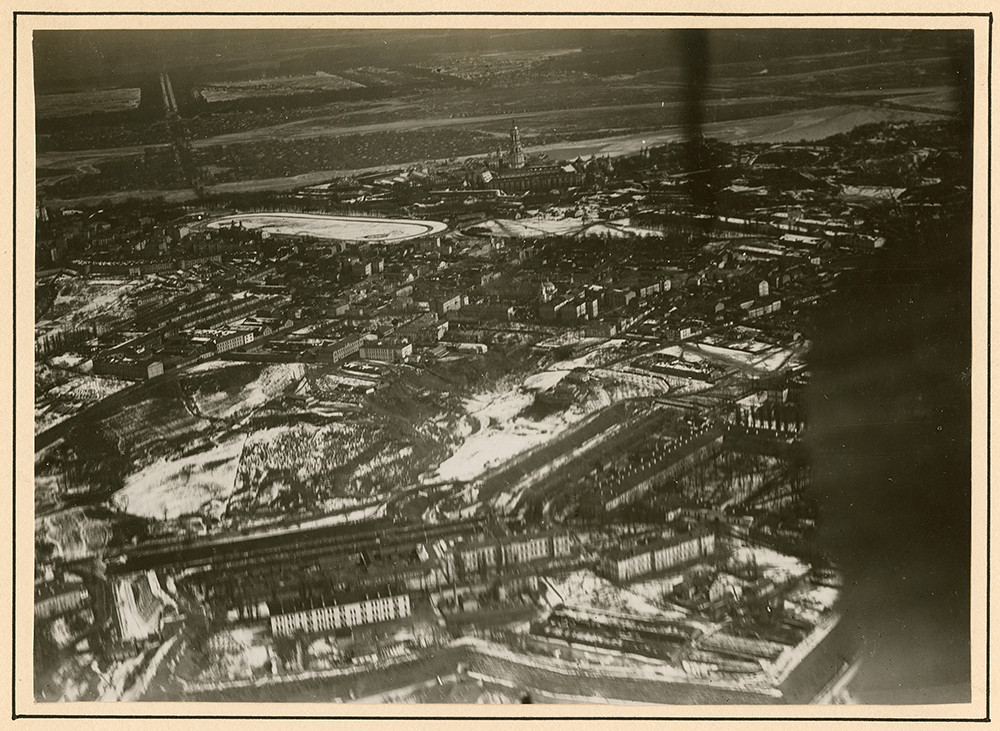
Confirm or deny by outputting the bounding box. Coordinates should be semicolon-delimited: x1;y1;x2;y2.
160;70;204;197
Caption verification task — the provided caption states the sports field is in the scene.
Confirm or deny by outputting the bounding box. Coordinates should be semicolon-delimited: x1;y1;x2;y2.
204;212;448;243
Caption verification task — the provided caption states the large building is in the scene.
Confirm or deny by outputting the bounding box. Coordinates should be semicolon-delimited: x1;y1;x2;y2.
602;530;716;583
93;353;165;381
492;164;584;194
35;581;89;621
316;334;364;363
473;122;584;194
360;340;413;363
268;588;411;637
455;530;574;578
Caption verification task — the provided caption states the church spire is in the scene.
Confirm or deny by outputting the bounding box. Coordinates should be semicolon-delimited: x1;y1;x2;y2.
509;122;526;169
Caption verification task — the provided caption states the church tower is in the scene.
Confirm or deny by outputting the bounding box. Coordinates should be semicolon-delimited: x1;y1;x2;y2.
509;123;526;169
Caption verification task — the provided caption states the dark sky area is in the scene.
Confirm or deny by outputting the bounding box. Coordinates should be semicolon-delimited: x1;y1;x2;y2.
32;28;968;91
805;41;973;697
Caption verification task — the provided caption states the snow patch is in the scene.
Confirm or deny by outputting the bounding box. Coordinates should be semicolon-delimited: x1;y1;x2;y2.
114;436;246;519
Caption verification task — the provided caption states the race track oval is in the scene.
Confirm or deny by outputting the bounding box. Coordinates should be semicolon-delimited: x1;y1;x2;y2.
203;212;448;243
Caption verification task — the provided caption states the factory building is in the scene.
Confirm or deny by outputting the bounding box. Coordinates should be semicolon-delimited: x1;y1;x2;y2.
93;353;165;381
268;588;411;637
602;530;716;583
455;530;574;578
360;340;413;363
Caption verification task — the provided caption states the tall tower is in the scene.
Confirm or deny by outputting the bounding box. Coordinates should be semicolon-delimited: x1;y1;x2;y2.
509;123;526;169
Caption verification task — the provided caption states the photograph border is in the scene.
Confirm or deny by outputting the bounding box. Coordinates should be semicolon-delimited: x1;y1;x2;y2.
9;8;993;724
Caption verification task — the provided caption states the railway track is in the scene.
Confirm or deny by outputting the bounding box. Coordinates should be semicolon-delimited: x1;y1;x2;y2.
119;516;485;574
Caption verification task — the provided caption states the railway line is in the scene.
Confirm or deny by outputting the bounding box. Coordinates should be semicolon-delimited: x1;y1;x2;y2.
118;515;486;574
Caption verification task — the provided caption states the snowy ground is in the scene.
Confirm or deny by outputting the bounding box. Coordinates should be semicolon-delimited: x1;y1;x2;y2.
44;373;128;402
203;626;272;682
655;344;707;363
432;386;536;482
730;543;811;585
431;378;613;484
47;353;93;372
548;338;630;370
112;436;246;519
193;363;304;420
535;334;604;351
471;217;588;239
36;275;143;339
689;341;800;375
474;215;666;241
521;370;569;393
185;358;242;374
36;508;112;561
627;575;693;614
431;341;670;485
549;570;689;621
580;219;667;239
307;370;379;392
784;584;840;625
204;212;447;243
35;372;130;434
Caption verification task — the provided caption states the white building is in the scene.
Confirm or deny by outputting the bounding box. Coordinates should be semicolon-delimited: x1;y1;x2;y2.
269;590;411;637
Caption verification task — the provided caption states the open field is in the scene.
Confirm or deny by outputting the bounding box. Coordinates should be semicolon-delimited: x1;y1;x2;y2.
34;28;965;205
196;72;363;103
112;435;246;520
36;87;143;119
35;276;143;340
203;212;448;243
534;105;949;160
37;101;951;206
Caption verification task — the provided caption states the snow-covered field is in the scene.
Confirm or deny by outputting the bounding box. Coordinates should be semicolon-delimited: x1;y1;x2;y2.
522;370;569;393
432;386;536;482
37;87;143;118
431;377;613;483
45;374;128;403
627;575;690;610
197;73;363;103
47;353;93;372
536;334;604;351
474;214;668;241
185;358;241;374
193;363;304;420
548;338;630;370
784;584;840;625
204;212;447;243
730;543;811;585
36;508;112;560
35;371;130;434
549;570;688;621
204;626;272;682
689;341;800;375
113;436;246;519
581;219;667;239
36;276;143;339
471;217;588;239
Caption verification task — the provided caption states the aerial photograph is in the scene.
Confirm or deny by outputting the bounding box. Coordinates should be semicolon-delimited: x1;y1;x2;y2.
29;25;975;707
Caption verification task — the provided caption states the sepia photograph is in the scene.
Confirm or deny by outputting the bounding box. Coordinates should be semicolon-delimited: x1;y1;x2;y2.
10;10;990;720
